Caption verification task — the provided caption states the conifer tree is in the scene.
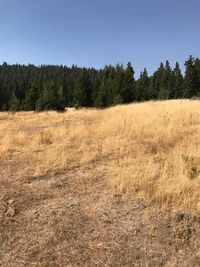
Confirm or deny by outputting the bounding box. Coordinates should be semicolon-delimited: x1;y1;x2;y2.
184;56;200;97
24;84;40;110
158;61;172;99
95;79;108;108
74;69;92;107
171;62;184;98
135;68;149;101
9;92;20;113
121;62;135;103
36;83;65;111
95;66;118;107
194;58;200;94
151;62;164;99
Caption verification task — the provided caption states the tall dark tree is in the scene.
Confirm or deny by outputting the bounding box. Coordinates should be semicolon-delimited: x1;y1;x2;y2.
157;61;173;99
194;58;200;93
120;62;135;103
95;65;121;107
171;62;184;98
9;92;20;113
184;56;200;97
151;62;164;99
24;84;40;110
36;83;65;111
135;68;150;101
74;69;92;107
95;78;108;108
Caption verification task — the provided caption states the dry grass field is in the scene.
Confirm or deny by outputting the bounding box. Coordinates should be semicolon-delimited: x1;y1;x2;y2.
1;100;200;266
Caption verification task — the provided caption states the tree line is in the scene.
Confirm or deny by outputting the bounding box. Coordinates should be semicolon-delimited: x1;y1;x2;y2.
0;55;200;112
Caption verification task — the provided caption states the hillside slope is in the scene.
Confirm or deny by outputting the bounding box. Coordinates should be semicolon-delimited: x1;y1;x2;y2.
1;100;200;266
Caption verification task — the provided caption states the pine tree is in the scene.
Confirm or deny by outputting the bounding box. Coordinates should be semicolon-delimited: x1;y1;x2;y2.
151;62;165;99
184;56;200;97
95;79;108;108
92;77;101;106
74;69;92;107
95;66;119;108
24;84;40;111
135;68;149;101
57;85;66;110
36;83;65;111
9;92;20;113
121;62;135;103
164;60;173;98
171;62;184;98
158;61;172;99
194;58;200;96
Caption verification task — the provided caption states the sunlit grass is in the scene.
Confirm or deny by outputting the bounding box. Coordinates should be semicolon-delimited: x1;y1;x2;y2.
1;100;200;209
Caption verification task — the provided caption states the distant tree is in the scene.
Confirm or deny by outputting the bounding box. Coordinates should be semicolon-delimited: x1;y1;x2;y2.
57;85;66;110
92;77;101;106
157;61;173;99
164;60;174;98
184;56;200;97
171;62;184;98
151;61;174;100
95;79;108;108
135;68;149;101
113;94;123;105
74;68;92;107
194;58;200;96
9;92;20;113
151;62;165;99
24;84;40;110
120;62;135;103
94;66;113;107
65;76;75;107
36;83;65;111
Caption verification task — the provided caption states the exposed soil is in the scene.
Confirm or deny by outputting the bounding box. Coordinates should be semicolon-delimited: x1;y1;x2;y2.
1;156;200;267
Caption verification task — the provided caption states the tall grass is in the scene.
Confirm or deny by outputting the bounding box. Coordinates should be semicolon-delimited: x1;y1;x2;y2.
1;100;200;209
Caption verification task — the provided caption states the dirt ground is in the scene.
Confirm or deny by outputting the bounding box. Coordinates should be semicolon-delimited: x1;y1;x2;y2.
1;156;200;267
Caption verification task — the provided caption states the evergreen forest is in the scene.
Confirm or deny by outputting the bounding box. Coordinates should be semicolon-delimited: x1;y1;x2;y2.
0;55;200;111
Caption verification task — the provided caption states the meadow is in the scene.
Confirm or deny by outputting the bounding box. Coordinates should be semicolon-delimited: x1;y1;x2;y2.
1;100;200;266
1;100;200;208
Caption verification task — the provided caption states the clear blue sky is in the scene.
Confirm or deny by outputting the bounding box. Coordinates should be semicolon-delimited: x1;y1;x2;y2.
0;0;200;76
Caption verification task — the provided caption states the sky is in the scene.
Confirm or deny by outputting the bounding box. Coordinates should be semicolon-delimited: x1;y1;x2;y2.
0;0;200;77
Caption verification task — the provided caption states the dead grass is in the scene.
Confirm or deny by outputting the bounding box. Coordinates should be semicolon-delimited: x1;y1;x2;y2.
1;100;200;209
1;100;200;266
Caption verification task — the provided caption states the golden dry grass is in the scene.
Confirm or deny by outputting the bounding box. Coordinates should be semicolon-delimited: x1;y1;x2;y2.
2;100;200;266
1;100;200;210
